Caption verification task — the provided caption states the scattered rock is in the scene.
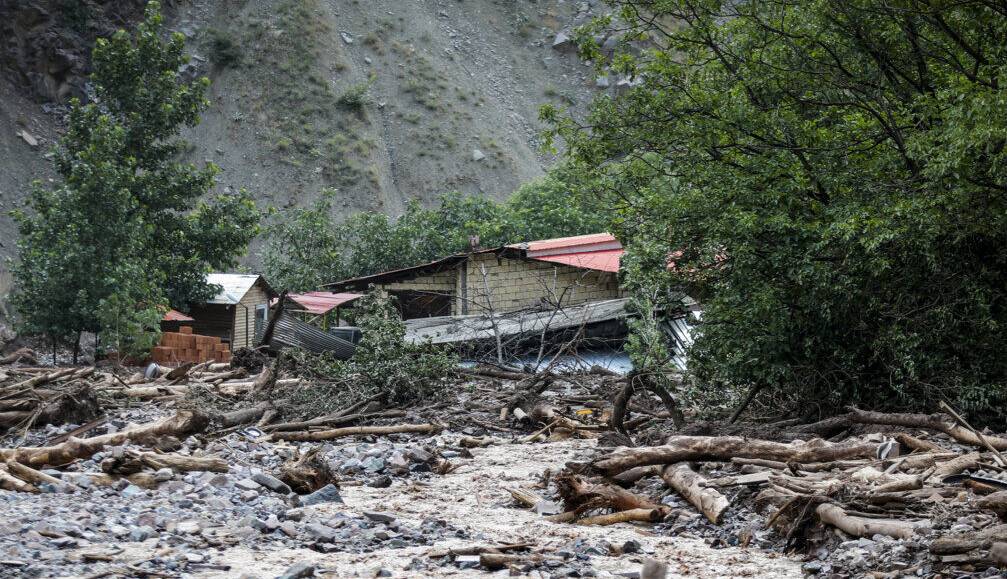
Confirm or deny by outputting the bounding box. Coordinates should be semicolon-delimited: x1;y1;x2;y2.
472;149;486;161
252;472;292;495
278;562;316;579
300;484;343;506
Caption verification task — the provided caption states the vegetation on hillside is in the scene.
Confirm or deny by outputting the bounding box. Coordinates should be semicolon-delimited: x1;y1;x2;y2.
261;166;608;292
11;1;259;355
546;1;1007;422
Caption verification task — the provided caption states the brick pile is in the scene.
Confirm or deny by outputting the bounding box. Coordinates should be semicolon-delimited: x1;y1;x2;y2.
151;326;231;365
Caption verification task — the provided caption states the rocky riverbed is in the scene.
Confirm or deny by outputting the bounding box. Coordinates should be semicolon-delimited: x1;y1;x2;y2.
0;410;801;578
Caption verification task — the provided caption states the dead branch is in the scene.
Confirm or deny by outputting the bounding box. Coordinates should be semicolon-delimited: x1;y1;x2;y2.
594;435;878;475
0;410;210;468
271;423;440;442
661;464;730;523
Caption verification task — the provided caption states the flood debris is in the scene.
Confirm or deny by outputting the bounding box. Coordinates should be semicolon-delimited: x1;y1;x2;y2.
0;354;1004;577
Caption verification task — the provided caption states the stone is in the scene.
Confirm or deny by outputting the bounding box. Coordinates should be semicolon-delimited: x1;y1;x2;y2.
50;537;77;549
280;522;299;538
235;478;261;492
120;484;145;498
285;508;306;521
471;149;485;161
362;457;386;473
455;555;480;569
363;511;396;524
129;526;154;542
154;468;174;482
16;129;39;148
300;484;343;506
340;32;354;44
367;475;392;488
387;452;408;474
596;75;610;88
176;521;201;534
552;31;575;51
184;553;205;563
278;562;316;579
252;472;292;495
305;523;336;543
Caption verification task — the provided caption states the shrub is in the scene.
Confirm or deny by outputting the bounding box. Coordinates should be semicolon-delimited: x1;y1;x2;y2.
286;292;458;416
207;28;242;68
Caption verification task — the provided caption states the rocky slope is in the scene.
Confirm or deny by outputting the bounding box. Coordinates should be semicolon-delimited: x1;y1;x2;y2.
0;0;611;275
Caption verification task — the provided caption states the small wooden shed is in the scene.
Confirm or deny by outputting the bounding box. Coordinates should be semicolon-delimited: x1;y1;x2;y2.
187;273;277;350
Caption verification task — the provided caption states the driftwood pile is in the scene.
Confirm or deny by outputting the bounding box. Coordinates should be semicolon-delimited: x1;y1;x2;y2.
4;352;1007;575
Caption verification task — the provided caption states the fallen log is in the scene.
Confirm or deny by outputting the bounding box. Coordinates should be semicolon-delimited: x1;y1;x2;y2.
931;524;1007;555
5;460;66;490
271;423;439;442
264;410;406;432
593;435;878;475
506;487;546;509
0;383;100;429
0;465;38;492
977;491;1007;518
0;410;209;468
816;503;927;540
479;552;552;570
849;408;1007;452
929;452;984;480
662;464;730;523
0;348;37;365
110;451;228;474
576;508;663;526
217;402;274;428
427;542;534;558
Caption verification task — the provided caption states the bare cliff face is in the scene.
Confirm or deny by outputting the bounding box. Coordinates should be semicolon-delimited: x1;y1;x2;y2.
0;0;611;271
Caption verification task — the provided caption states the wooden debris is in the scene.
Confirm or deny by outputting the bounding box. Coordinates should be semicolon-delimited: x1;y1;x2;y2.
278;447;334;494
271;423;440;442
593;435;878;475
661;463;730;523
0;410;210;468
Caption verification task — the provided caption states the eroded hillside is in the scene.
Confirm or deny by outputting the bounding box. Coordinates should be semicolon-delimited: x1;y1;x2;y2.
0;0;611;270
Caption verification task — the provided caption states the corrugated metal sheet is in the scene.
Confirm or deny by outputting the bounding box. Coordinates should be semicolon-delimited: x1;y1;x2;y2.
284;292;363;315
660;313;699;370
206;273;273;305
404;298;630;344
259;310;356;359
509;232;620;255
162;309;194;322
527;248;622;273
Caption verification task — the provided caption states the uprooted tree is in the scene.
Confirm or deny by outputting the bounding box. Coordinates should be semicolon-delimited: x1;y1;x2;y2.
10;1;259;356
546;0;1007;424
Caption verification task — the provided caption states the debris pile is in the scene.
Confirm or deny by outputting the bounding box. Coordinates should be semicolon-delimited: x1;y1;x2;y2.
0;353;1006;577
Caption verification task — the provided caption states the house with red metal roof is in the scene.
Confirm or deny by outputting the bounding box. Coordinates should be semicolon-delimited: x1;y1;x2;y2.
326;233;625;320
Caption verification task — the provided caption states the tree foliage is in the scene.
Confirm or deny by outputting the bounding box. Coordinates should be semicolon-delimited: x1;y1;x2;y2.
261;167;607;292
546;1;1007;421
11;1;259;346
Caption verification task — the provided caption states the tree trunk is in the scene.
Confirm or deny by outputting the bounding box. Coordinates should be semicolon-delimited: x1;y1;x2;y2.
0;410;210;468
271;423;439;442
661;463;730;523
816;503;926;540
593;435;878;475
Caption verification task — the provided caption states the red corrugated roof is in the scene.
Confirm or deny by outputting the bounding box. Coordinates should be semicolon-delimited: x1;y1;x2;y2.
163;309;194;322
510;232;623;273
285;292;363;315
528;248;623;273
510;232;620;255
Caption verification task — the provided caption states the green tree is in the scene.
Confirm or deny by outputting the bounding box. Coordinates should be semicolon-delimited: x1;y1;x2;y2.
11;1;259;353
546;1;1007;422
262;167;608;291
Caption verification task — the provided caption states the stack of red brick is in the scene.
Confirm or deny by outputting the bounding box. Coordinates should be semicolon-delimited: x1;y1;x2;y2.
151;326;231;365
